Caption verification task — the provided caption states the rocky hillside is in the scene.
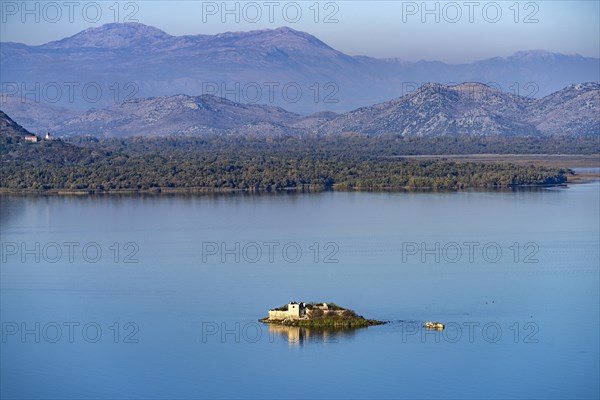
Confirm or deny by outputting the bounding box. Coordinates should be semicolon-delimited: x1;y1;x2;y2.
3;82;598;138
316;83;537;137
0;110;89;165
0;110;32;137
316;82;599;137
54;94;300;137
526;82;600;136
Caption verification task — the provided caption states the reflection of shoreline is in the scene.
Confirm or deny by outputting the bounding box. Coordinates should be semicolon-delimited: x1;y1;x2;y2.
268;324;360;347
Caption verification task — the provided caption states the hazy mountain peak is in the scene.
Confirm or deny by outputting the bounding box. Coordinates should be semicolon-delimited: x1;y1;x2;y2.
452;82;499;91
507;49;577;62
540;81;599;99
411;82;449;97
410;82;505;101
416;82;446;90
271;26;302;34
450;82;503;100
214;25;334;52
571;82;600;91
218;26;313;38
46;22;172;48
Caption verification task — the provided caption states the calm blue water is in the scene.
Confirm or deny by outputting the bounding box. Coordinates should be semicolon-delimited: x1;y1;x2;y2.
1;181;599;399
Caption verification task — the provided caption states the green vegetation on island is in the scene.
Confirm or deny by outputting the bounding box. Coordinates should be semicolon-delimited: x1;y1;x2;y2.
0;134;579;192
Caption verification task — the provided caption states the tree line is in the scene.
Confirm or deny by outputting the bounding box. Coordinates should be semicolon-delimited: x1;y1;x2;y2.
0;134;577;192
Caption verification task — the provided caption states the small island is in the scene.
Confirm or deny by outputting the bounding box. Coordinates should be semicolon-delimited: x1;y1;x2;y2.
259;302;386;328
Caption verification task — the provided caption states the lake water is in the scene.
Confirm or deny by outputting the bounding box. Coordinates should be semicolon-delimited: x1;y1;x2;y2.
1;181;599;399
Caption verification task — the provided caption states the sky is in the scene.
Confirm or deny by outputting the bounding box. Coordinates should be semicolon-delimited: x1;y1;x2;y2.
0;0;598;63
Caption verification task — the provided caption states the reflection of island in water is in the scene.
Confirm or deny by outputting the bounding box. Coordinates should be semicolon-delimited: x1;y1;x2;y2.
268;324;360;347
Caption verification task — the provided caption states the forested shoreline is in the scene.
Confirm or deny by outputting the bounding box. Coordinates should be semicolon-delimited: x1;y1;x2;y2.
1;135;580;192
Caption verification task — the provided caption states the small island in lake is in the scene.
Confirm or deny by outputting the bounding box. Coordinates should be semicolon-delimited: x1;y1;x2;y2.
259;302;386;328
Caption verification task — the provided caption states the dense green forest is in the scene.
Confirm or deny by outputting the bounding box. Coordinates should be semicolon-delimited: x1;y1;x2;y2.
1;134;585;192
68;134;600;156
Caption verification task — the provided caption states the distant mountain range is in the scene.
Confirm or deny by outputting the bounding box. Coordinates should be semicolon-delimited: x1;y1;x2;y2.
1;23;599;113
2;82;598;138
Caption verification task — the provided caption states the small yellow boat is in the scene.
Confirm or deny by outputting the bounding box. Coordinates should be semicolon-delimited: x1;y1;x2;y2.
423;322;445;330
